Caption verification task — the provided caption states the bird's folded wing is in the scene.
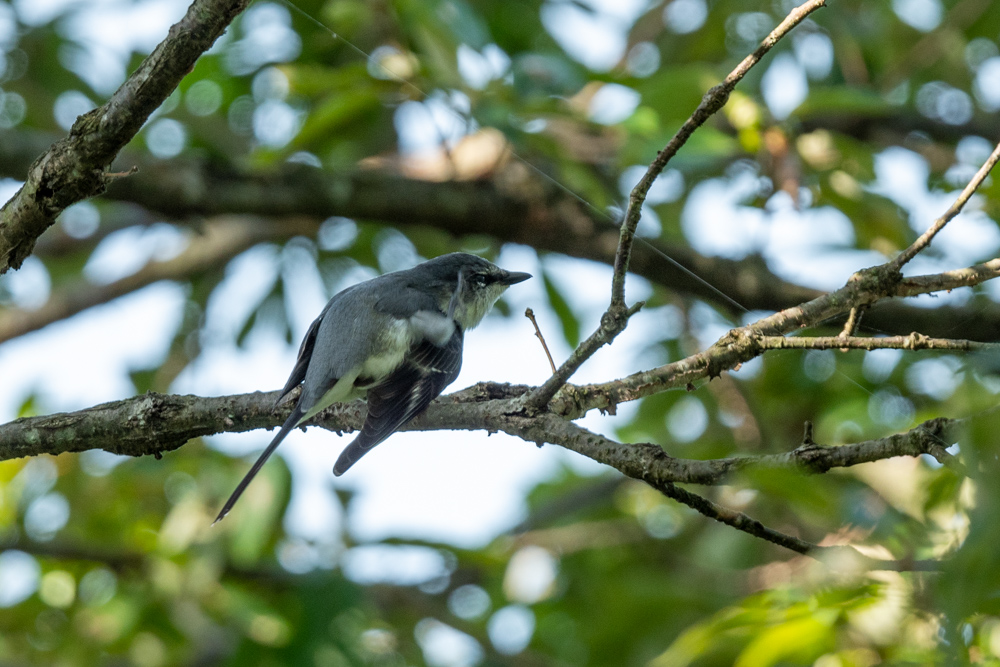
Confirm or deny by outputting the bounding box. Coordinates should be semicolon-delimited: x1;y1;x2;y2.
275;311;324;406
332;328;464;475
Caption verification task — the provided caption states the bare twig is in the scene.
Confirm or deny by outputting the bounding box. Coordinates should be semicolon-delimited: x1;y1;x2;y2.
611;0;829;308
839;306;866;338
561;254;1000;417
104;165;140;181
654;480;815;554
890;140;1000;271
895;257;1000;296
524;0;829;413
523;300;644;411
525;308;557;373
758;333;997;353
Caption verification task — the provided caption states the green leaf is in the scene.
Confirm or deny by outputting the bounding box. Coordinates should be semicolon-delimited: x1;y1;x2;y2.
541;270;580;348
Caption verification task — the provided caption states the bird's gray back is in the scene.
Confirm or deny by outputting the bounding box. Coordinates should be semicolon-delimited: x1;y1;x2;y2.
299;273;442;405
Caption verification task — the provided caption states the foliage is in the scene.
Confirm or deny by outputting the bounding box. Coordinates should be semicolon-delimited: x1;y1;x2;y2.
1;0;1000;665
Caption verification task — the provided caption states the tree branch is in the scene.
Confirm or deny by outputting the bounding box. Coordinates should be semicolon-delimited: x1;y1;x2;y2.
758;333;998;353
5;129;1000;341
0;388;953;570
514;414;961;487
0;385;963;487
0;217;318;344
0;0;251;274
563;255;1000;416
896;258;1000;296
612;0;829;307
889;139;1000;271
523;0;829;412
650;480;939;571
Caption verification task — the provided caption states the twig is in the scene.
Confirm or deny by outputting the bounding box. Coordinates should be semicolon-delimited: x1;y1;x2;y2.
103;165;139;181
524;301;644;411
655;480;815;554
610;0;828;308
648;479;939;571
561;255;1000;416
890;139;1000;271
525;308;557;373
524;0;829;412
925;442;970;477
758;333;997;352
895;257;1000;296
839;306;865;338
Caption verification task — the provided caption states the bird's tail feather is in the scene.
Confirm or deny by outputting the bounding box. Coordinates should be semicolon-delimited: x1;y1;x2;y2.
213;407;302;524
332;433;381;477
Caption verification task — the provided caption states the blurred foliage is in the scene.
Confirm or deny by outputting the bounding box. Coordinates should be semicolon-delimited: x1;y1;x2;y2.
2;0;1000;664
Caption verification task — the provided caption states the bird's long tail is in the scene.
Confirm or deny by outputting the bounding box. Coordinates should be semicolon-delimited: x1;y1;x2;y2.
332;433;379;477
213;406;303;524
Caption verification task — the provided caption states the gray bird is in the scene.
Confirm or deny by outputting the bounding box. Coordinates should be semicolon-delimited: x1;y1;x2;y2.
214;252;531;523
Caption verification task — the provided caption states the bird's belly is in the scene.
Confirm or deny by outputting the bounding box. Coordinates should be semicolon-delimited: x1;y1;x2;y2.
356;318;411;385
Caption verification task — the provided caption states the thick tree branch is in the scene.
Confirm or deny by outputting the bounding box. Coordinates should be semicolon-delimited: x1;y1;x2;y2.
0;217;318;344
0;385;962;486
101;155;822;319
4;130;999;342
0;0;251;274
0;130;824;319
0;385;956;569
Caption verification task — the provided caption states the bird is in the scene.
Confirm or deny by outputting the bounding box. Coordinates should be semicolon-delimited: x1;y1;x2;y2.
214;252;531;523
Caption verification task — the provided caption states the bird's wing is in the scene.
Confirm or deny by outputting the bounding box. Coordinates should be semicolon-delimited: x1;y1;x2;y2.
297;278;445;410
332;328;464;475
295;283;393;409
274;311;324;407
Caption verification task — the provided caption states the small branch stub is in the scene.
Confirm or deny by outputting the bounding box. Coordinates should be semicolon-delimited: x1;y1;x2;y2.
802;421;814;446
525;308;557;374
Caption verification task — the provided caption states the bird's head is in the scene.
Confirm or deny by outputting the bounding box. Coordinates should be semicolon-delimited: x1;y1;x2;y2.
419;253;531;330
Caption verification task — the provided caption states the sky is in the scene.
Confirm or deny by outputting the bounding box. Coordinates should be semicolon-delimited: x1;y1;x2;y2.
0;0;997;606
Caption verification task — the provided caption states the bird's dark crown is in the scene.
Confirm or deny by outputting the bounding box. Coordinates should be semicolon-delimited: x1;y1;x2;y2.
413;252;502;286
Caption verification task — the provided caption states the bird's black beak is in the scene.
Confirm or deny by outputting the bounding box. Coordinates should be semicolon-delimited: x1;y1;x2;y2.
501;270;532;286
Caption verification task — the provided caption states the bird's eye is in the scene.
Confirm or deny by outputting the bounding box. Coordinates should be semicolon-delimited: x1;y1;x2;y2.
472;274;487;288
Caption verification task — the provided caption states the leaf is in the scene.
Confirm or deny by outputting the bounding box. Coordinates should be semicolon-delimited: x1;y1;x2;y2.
734;609;838;667
541;270;580;348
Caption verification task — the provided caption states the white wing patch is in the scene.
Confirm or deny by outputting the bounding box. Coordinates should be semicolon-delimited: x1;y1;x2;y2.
409;309;456;346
